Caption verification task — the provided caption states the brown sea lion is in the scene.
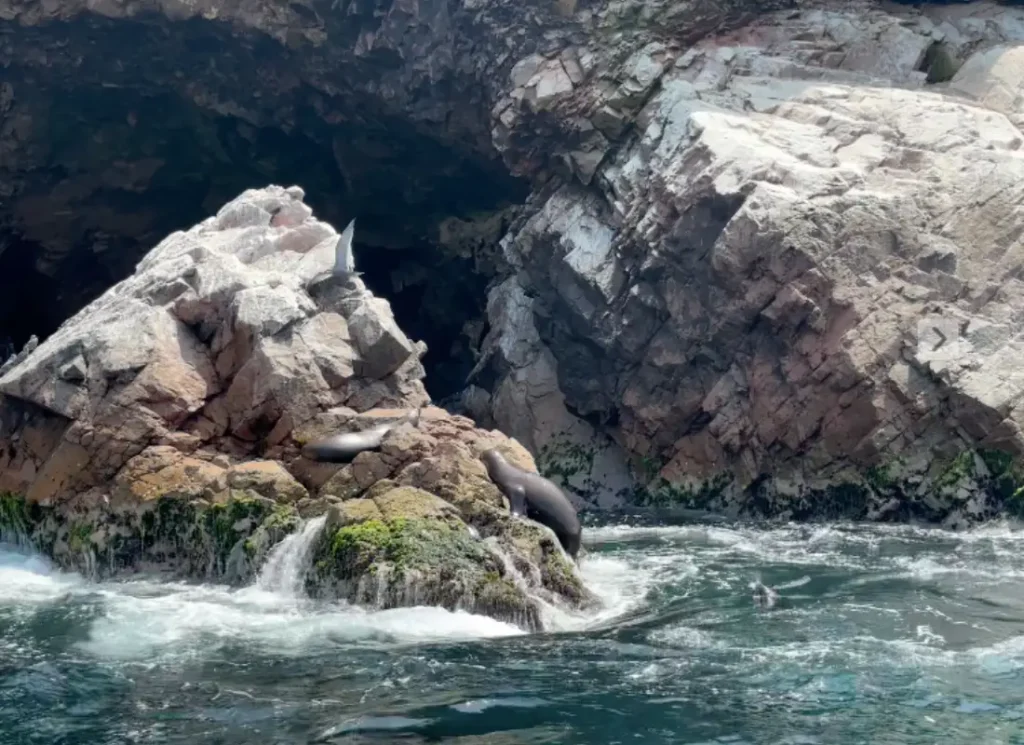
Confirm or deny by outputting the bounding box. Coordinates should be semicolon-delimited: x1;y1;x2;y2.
302;408;421;463
480;449;582;560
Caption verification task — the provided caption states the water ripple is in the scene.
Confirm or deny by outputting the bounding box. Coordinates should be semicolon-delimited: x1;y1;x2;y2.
4;521;1024;743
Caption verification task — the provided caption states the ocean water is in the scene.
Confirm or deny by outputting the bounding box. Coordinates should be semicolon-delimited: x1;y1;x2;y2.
3;519;1024;744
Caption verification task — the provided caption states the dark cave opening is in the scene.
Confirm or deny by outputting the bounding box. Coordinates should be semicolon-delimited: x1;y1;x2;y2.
0;231;63;357
0;64;528;400
354;242;493;402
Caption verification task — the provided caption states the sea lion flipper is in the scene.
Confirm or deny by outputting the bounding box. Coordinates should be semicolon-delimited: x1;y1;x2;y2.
508;484;528;517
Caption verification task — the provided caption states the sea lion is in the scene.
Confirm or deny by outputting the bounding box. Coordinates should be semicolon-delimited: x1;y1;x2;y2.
750;580;780;609
749;575;810;610
302;408;421;464
480;449;582;560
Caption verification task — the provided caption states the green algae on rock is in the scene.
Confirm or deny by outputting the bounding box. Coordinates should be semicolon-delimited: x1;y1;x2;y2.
308;514;543;631
612;444;1024;528
302;444;598;631
0;489;299;583
0;491;29;543
632;472;734;512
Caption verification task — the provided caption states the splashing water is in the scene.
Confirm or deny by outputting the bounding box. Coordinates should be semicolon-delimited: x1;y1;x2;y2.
254;514;326;597
5;520;1024;743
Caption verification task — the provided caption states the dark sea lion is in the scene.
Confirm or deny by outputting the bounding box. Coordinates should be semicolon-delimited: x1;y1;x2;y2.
480;449;582;560
302;408;421;464
749;575;810;610
750;580;780;609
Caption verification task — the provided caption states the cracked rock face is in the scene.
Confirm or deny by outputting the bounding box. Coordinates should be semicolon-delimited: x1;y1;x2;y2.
475;1;1024;522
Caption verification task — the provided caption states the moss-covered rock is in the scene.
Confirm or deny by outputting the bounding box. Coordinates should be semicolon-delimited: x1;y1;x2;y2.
0;488;300;583
631;471;734;512
308;515;543;630
540;544;588;605
238;502;302;573
647;446;1024;527
537;435;596;482
474;571;530;623
328;498;384;526
1;409;596;632
0;491;29;543
979;448;1024;514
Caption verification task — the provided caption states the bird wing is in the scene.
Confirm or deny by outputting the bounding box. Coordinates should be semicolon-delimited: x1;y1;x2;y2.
333;218;356;275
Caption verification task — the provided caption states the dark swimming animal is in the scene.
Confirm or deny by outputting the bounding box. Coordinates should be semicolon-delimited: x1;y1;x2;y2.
480;448;582;560
749;575;810;610
301;408;421;463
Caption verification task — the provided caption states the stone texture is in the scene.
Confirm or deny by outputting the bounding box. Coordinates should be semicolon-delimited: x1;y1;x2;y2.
225;461;309;504
474;2;1024;524
6;0;1024;533
0;186;428;506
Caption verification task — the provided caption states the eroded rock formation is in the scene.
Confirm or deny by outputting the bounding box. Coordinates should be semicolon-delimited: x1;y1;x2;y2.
477;1;1024;526
4;0;1024;529
0;186;593;630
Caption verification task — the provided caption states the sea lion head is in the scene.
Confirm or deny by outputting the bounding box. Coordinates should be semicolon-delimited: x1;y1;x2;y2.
749;580;778;609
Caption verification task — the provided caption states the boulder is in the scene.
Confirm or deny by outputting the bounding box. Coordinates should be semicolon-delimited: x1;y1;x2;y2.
292;406;597;629
0;187;592;630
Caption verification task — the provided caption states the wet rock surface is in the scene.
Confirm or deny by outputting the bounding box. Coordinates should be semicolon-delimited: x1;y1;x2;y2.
292;407;596;629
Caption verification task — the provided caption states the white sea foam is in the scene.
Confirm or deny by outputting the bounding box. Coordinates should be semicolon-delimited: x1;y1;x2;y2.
78;582;525;661
8;520;1024;670
0;542;82;605
0;538;525;664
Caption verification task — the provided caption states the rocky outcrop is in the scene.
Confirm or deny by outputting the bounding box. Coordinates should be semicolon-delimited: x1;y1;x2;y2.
295;409;594;630
0;186;592;630
0;185;428;500
469;2;1024;527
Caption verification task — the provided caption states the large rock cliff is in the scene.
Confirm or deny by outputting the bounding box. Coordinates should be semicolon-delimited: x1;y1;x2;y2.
3;0;1024;528
480;2;1024;526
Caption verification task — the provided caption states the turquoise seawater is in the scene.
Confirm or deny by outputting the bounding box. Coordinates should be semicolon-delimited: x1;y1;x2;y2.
3;521;1024;744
